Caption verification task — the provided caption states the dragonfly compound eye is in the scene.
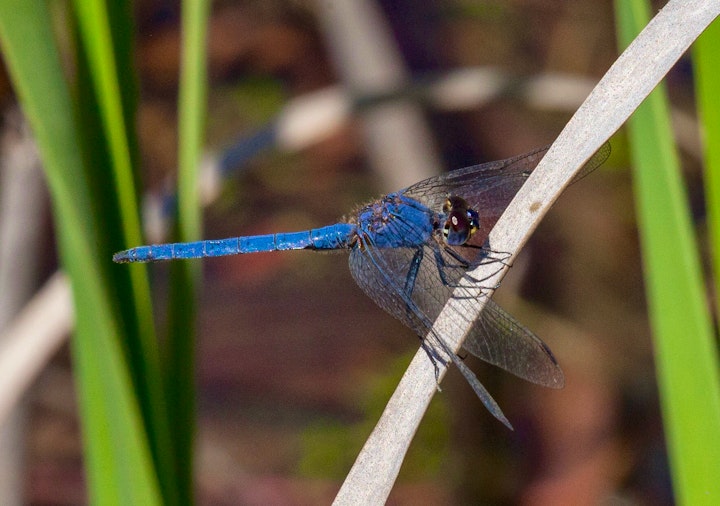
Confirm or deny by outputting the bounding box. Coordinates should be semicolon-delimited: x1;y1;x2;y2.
443;208;479;245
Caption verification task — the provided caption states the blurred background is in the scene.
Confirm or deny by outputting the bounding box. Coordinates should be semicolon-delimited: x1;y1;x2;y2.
0;0;704;504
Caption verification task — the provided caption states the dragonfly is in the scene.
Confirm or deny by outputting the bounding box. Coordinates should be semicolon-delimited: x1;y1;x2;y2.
114;142;610;429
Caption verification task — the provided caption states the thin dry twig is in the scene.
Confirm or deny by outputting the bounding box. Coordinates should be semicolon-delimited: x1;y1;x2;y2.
333;1;720;504
0;108;51;503
0;273;72;428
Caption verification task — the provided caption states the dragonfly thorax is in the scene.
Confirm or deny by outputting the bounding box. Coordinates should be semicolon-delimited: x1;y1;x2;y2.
354;193;435;249
442;195;479;246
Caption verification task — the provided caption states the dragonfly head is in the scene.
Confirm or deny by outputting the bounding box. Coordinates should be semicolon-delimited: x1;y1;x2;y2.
442;196;479;246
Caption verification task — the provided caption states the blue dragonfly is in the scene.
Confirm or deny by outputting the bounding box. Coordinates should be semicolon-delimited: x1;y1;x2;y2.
115;142;610;429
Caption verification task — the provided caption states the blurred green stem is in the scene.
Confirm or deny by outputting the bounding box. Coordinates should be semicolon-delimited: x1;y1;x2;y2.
615;1;720;503
165;1;211;503
695;20;720;316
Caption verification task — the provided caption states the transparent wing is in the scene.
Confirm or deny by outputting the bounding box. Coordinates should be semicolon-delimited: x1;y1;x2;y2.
348;238;513;428
463;299;564;388
348;230;561;388
403;146;549;214
402;142;610;247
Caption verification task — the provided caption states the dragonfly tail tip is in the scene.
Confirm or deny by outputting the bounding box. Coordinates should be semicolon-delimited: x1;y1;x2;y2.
113;251;132;263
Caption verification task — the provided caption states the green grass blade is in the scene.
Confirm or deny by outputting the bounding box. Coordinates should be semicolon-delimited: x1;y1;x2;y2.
105;0;141;175
615;1;720;503
69;0;140;237
695;20;720;317
70;2;178;502
0;1;162;504
176;0;210;244
69;0;156;351
165;0;211;501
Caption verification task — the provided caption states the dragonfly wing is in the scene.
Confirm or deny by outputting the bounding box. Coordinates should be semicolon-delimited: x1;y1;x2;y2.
402;146;548;245
349;232;563;385
348;241;514;428
348;224;500;344
348;243;444;339
462;300;564;388
402;142;611;248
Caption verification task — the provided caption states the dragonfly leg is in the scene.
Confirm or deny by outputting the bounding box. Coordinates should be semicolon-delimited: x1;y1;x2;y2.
402;248;451;388
403;248;448;363
429;246;498;296
399;246;512;427
476;245;512;267
401;248;425;326
440;247;510;289
429;247;464;287
419;338;445;389
403;247;423;297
